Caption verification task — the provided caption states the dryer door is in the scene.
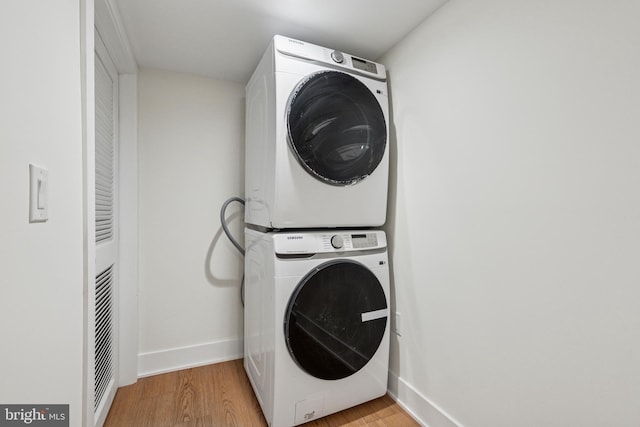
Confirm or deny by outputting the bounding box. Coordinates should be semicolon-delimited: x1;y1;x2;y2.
284;260;388;380
286;71;387;186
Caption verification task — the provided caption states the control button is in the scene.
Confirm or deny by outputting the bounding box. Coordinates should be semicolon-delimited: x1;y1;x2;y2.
331;50;344;64
330;235;344;249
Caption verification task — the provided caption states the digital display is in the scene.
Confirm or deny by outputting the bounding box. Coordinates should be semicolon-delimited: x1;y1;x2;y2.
352;57;378;74
351;233;378;249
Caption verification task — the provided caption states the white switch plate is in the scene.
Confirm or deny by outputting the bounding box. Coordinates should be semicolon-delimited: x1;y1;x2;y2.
29;164;49;222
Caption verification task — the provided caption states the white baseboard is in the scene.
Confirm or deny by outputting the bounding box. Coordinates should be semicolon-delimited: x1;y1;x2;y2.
138;337;243;378
387;370;463;427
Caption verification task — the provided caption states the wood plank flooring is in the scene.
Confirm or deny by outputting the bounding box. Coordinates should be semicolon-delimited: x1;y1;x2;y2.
104;359;419;427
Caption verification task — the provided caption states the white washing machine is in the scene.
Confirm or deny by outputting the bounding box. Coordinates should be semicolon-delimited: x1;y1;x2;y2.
244;228;390;426
245;35;390;229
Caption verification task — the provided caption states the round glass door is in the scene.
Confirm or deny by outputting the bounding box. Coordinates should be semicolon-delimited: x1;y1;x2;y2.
286;71;387;186
284;260;388;380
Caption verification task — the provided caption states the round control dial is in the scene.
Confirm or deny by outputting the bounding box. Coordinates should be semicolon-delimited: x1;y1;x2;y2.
330;235;344;249
331;50;344;64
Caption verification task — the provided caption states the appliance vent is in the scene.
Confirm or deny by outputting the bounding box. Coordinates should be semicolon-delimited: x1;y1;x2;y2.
95;57;114;243
95;264;114;411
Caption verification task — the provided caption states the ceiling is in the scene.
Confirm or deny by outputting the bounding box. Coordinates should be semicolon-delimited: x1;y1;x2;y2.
114;0;448;83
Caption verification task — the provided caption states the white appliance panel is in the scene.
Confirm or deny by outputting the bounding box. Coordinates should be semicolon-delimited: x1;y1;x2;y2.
245;36;390;229
244;228;390;426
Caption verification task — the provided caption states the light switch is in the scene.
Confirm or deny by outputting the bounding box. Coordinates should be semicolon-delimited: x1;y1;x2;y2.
37;177;46;208
29;164;48;222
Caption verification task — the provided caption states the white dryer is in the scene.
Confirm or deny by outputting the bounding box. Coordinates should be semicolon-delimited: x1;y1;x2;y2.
244;228;390;426
245;35;389;229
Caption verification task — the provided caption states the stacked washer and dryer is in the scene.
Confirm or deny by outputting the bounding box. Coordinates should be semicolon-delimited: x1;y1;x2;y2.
243;35;391;427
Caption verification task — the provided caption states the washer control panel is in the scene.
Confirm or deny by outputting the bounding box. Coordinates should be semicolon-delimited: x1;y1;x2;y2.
274;230;386;254
320;232;380;251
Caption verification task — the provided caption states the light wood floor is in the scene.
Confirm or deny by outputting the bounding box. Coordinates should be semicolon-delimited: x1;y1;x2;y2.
104;359;419;427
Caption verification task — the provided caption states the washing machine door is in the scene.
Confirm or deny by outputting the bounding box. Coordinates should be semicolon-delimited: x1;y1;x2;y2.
286;70;387;186
284;260;388;380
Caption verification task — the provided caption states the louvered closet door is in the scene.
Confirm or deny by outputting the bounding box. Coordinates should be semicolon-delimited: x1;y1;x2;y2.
94;34;118;427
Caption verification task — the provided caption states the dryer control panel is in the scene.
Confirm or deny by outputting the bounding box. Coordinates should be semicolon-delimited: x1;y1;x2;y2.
273;230;386;255
273;35;387;81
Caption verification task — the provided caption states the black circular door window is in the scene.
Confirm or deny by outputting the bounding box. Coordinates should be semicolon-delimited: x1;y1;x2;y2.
286;71;387;186
284;260;388;380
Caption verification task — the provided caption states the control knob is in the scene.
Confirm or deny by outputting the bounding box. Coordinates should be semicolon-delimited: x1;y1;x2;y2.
330;235;344;249
331;50;344;64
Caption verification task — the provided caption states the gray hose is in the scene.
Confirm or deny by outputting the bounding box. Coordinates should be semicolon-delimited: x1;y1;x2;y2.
220;197;245;256
220;196;245;305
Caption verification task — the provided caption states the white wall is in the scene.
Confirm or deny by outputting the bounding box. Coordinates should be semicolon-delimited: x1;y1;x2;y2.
0;1;85;425
137;69;246;375
382;0;640;426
